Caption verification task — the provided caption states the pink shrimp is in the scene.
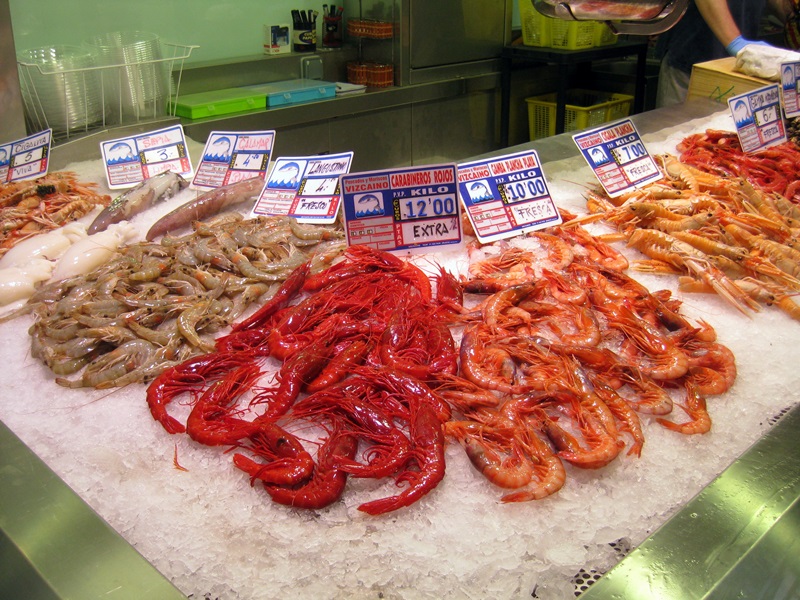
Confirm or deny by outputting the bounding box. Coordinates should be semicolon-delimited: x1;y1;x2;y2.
657;382;711;435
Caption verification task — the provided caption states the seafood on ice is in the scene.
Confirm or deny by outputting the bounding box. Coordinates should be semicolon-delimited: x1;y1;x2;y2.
145;176;266;241
51;222;138;281
576;151;800;320
88;171;190;234
20;215;345;389
0;171;110;257
0;222;87;269
145;224;735;512
0;258;54;307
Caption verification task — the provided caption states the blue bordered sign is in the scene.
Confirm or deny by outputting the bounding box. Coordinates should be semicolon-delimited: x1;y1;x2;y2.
1;129;51;184
100;124;193;189
573;119;661;198
780;61;800;119
728;84;786;153
250;152;353;224
457;149;560;244
193;130;275;189
341;164;461;251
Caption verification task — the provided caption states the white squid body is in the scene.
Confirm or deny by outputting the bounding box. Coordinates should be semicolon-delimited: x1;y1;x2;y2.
0;222;88;269
51;222;138;281
0;259;55;306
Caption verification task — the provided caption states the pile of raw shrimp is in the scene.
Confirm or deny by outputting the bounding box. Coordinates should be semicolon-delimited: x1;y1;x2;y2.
147;223;734;511
18;214;345;388
0;171;110;256
577;148;800;320
678;129;800;202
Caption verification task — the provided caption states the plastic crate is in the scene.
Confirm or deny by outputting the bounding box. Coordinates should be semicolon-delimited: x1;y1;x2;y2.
525;89;633;139
519;0;550;46
594;22;618;46
549;19;596;49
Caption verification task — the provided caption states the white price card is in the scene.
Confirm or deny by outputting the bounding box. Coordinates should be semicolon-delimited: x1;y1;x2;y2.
1;129;52;184
573;119;661;198
100;124;193;189
250;152;353;224
780;61;800;119
457;149;561;244
728;84;787;153
193;130;275;189
341;164;462;252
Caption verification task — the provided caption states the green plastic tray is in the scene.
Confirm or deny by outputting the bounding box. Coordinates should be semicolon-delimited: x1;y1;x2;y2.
171;88;267;119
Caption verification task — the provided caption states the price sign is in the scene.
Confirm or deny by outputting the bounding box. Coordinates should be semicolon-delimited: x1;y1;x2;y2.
100;124;193;189
457;149;561;243
780;61;800;119
341;164;461;252
728;84;786;153
1;129;51;184
573;119;661;198
250;152;353;224
193;130;275;189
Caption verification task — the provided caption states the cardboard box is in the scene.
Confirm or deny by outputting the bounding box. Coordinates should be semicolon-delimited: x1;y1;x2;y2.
264;24;291;55
687;57;770;104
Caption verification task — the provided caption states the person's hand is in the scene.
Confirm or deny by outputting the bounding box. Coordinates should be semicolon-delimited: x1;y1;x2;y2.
726;35;770;56
734;43;800;80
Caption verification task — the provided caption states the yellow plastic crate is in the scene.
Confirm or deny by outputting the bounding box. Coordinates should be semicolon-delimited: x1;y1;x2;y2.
549;19;596;49
594;22;618;46
526;89;633;140
519;0;550;46
519;0;614;49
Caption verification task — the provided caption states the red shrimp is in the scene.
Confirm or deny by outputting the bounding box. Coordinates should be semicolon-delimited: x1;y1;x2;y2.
146;351;257;434
254;335;336;420
264;431;359;510
231;261;309;332
433;264;466;316
378;308;457;380
446;421;534;489
459;326;529;395
500;419;566;502
233;422;315;486
683;340;737;395
591;378;645;457
185;363;262;446
657;382;711;435
357;400;446;515
305;338;373;393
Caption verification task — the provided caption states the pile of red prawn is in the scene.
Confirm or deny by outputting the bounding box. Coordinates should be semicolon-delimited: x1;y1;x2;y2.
446;218;735;502
146;222;736;512
147;245;459;515
678;129;800;203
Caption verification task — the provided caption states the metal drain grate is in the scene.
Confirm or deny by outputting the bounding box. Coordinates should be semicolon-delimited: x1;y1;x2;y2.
573;537;632;597
765;404;795;427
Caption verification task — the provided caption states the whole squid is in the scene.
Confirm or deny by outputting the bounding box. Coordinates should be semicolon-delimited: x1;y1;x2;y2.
145;176;265;241
88;171;190;234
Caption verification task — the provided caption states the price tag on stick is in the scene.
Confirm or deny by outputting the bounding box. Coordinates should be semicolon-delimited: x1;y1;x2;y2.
100;124;193;189
457;149;561;244
341;164;462;252
573;119;661;198
193;130;274;189
728;84;787;153
0;129;52;184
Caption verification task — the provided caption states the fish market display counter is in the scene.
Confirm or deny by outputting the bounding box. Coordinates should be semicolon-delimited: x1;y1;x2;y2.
2;98;800;600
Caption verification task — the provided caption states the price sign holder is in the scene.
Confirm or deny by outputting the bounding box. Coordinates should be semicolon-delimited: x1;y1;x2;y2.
100;124;193;190
250;152;353;224
457;149;561;244
573;119;661;198
780;61;800;119
728;84;786;153
340;164;462;252
193;130;275;189
1;129;52;184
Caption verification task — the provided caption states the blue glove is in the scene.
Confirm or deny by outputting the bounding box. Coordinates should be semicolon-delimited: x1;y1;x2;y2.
726;35;770;56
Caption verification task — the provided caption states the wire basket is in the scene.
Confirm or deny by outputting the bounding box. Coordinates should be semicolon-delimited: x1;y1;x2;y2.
17;40;198;142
